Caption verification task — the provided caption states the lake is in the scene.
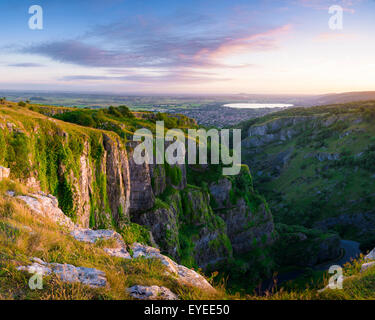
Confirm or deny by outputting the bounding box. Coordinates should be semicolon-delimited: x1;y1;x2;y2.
223;103;294;109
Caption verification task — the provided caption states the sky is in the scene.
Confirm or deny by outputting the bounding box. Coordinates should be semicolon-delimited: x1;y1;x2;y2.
0;0;374;94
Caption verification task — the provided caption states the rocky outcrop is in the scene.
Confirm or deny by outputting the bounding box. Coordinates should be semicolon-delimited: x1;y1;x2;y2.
131;243;215;292
127;285;178;300
70;228;124;244
17;257;107;288
13;192;76;230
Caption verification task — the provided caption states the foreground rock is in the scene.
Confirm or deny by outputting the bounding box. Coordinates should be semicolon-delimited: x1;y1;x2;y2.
127;285;178;300
70;228;123;244
17;257;107;288
131;243;215;292
12;192;76;230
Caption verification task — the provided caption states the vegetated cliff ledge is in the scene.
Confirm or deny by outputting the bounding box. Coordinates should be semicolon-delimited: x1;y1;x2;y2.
0;102;276;290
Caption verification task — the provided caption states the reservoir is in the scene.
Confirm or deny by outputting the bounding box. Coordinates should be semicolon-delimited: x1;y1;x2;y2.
223;103;294;109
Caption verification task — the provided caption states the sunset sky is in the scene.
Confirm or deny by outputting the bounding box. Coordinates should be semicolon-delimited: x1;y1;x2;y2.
0;0;374;94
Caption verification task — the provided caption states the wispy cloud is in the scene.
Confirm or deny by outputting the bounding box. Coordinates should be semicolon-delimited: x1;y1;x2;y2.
7;63;45;67
20;11;292;85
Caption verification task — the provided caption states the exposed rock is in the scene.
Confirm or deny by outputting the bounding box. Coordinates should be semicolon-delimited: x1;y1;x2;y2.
16;193;76;230
127;285;178;300
0;166;10;180
132;242;179;274
133;192;181;258
127;141;155;214
361;261;375;273
70;228;123;244
17;258;107;288
209;177;275;255
243;116;318;148
181;188;231;267
222;200;274;254
131;243;215;292
149;164;167;196
103;134;130;224
75;140;93;227
209;178;232;209
103;247;131;259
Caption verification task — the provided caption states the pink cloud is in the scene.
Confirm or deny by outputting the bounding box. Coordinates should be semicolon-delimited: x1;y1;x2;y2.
194;24;293;61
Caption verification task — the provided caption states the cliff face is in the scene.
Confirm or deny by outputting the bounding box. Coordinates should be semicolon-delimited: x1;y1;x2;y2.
0;105;275;273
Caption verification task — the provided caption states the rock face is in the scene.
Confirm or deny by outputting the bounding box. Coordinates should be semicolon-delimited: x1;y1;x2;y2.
243;116;318;148
127;141;155;214
314;212;375;238
181;188;232;267
134;195;180;259
127;285;178;300
17;258;107;288
209;178;232;209
0;166;10;180
223;200;274;254
209;178;275;255
103;134;131;223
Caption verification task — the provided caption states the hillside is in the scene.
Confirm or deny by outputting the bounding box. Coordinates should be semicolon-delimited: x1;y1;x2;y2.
239;101;375;252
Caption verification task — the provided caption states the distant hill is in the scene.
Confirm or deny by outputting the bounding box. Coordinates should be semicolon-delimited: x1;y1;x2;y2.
308;91;375;106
